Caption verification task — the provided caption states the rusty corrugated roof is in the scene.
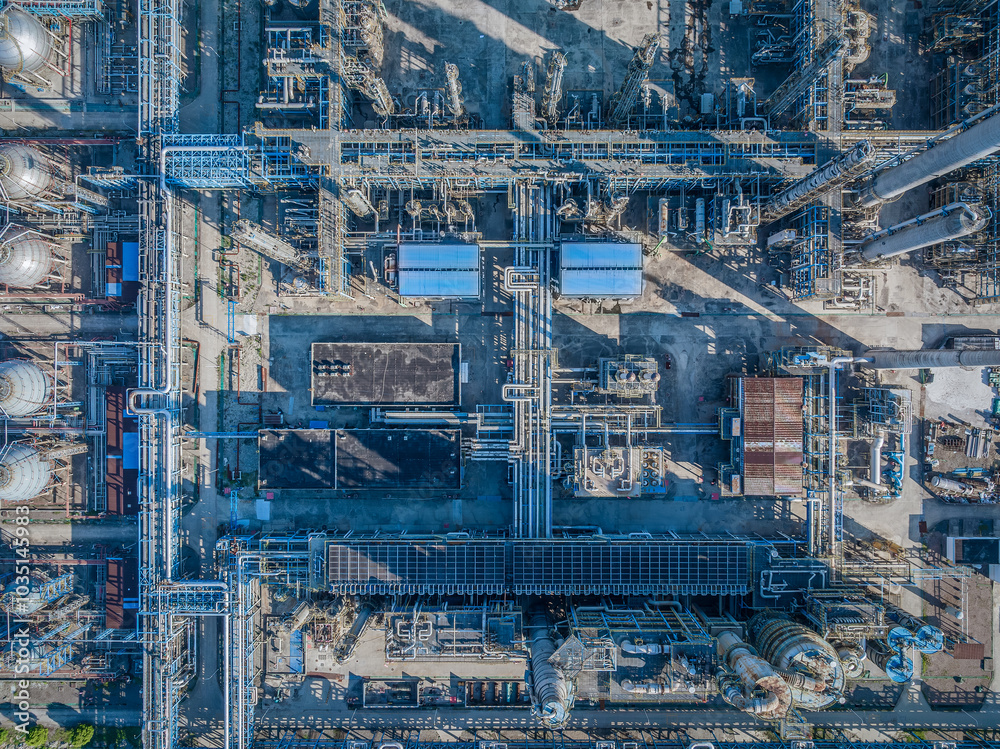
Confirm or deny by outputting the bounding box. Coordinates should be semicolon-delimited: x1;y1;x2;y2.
741;377;804;496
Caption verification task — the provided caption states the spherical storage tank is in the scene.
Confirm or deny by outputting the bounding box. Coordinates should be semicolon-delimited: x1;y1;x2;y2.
0;443;52;503
0;359;49;416
0;227;52;287
0;144;52;200
0;6;53;75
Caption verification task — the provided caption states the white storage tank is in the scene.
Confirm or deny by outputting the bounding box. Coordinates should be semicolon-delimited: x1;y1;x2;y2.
0;6;54;76
0;226;52;287
0;359;49;416
0;443;52;502
0;144;53;200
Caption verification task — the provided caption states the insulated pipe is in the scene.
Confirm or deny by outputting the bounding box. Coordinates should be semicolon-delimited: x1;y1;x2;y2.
776;668;827;693
858;112;1000;207
621;640;664;655
864;348;1000;369
620;680;667;695
870;431;884;486
857;204;987;262
717;631;791;718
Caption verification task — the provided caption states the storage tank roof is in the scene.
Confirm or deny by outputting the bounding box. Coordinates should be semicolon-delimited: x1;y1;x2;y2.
0;227;52;287
0;144;52;200
0;7;54;75
0;359;49;417
0;443;51;502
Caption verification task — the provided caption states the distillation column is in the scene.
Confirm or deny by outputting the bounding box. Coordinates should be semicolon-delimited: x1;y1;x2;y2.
856;203;987;262
858;112;1000;207
541;52;566;127
763;141;874;221
607;34;660;127
864;347;1000;369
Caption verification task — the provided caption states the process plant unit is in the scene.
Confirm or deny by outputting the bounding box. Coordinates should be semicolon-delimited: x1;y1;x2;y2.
9;0;1000;744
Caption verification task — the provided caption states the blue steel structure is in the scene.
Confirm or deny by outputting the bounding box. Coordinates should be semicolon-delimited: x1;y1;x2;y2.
162;134;254;189
15;0;104;16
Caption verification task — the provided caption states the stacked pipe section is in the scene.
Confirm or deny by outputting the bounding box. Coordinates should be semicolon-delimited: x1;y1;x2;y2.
746;613;846;711
527;608;573;727
716;631;792;719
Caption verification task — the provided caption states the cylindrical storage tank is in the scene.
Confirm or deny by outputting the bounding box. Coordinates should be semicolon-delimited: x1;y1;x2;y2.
0;227;52;287
747;614;846;710
865;348;1000;370
858;205;987;262
866;639;913;682
0;359;49;416
527;610;571;726
0;443;51;502
0;144;52;200
859;113;1000;207
0;7;54;75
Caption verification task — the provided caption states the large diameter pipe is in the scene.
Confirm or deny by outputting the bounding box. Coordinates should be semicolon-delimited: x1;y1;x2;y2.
859;113;1000;207
858;205;986;262
865;348;1000;370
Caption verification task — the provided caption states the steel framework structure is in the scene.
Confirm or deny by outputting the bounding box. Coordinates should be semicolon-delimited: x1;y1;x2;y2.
14;0;105;16
138;0;182;137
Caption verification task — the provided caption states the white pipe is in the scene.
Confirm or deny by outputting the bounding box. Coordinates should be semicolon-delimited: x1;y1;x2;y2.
870;431;884;486
620;679;667;694
621;640;664;654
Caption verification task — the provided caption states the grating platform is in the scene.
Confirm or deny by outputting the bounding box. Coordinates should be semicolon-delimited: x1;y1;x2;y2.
327;539;754;595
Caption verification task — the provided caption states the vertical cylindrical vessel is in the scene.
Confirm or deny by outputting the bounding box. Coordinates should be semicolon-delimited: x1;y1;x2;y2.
866;638;913;682
0;443;52;502
0;227;52;287
0;359;50;416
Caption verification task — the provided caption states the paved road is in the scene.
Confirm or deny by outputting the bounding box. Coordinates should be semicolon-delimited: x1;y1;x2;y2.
0;705;139;727
254;703;1000;733
0;312;137;339
0;520;137;547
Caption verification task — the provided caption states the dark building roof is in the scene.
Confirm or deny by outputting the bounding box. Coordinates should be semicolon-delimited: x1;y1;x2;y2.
259;428;461;490
311;342;459;406
953;537;1000;565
